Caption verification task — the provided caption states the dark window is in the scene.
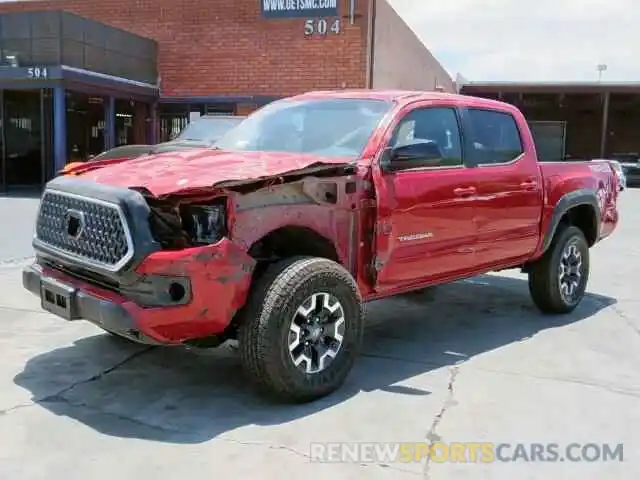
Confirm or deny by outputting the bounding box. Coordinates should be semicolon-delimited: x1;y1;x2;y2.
466;108;523;165
389;107;463;167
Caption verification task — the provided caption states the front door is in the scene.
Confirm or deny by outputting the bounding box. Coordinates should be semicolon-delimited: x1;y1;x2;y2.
461;107;543;268
372;104;479;293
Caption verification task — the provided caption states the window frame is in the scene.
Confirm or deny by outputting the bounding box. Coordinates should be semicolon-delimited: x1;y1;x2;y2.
461;107;525;168
381;105;467;172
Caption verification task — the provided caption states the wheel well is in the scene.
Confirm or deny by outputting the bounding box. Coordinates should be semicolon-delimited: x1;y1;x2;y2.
248;226;340;268
225;227;341;339
559;204;598;246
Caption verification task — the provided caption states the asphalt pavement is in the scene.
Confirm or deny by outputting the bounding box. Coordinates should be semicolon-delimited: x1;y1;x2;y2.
0;189;638;479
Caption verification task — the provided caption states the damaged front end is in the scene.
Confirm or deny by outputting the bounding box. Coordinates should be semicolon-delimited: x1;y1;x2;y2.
25;176;255;346
120;189;257;344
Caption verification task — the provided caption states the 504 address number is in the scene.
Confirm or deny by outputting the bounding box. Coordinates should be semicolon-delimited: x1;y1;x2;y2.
304;18;341;36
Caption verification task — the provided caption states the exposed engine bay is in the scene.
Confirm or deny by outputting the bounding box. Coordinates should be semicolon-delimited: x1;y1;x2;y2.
146;196;228;249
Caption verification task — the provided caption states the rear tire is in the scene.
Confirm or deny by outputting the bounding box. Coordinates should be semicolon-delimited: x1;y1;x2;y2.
528;225;590;314
238;256;364;403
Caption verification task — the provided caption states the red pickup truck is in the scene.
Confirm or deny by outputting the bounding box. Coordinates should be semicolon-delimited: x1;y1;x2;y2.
24;90;619;402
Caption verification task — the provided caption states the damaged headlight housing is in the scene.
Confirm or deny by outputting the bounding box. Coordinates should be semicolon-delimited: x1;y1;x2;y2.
180;201;227;245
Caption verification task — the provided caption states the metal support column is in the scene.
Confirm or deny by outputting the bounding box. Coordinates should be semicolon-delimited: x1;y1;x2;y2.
149;101;158;144
40;89;46;187
599;91;610;158
104;96;115;151
52;87;66;172
0;89;5;192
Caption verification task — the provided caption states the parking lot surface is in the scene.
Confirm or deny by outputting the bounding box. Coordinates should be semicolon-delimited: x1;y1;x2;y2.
0;190;638;479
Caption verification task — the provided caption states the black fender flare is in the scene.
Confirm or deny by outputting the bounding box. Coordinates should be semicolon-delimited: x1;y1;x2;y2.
541;188;601;253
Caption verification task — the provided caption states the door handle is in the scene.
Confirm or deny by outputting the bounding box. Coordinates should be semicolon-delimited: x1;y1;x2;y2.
453;186;477;197
520;180;538;191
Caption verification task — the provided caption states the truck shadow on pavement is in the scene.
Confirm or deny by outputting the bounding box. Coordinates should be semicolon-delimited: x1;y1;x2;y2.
14;273;617;444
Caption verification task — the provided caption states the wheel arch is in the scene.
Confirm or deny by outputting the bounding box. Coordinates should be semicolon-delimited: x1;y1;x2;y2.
247;225;341;278
542;189;600;253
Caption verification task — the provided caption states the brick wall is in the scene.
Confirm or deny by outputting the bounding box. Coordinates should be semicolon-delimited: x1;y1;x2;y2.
0;0;371;97
371;0;454;92
0;0;452;98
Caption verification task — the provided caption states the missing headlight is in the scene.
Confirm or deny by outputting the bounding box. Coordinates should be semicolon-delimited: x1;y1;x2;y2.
180;201;227;245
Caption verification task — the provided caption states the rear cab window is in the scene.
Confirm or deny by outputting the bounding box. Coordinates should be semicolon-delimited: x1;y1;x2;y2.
465;108;524;165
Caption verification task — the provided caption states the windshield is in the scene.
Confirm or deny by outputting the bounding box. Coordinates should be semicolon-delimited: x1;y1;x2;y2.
176;117;245;142
214;98;393;158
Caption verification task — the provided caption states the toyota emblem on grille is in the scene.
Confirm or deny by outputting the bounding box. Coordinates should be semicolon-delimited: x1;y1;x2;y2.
65;209;85;239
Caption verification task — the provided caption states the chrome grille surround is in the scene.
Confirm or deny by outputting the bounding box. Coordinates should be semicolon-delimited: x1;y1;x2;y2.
34;189;134;272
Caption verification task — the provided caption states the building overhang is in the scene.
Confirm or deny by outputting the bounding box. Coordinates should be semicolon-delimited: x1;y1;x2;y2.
0;65;159;99
158;95;281;105
461;81;640;95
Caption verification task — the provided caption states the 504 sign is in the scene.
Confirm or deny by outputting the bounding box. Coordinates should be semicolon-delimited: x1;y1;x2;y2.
27;67;48;79
304;18;340;36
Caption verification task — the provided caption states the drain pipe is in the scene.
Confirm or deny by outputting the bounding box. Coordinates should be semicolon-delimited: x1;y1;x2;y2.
364;0;376;88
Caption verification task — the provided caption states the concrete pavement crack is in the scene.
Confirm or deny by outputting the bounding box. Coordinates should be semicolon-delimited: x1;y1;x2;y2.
4;391;420;476
0;255;34;268
360;352;443;367
0;346;153;416
217;437;421;475
0;305;55;315
471;366;640;399
611;304;640;337
423;364;460;479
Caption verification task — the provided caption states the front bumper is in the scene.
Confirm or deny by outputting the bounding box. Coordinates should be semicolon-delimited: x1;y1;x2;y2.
23;239;255;345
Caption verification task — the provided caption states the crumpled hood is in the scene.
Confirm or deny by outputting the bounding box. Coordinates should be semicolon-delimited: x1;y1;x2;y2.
79;148;350;197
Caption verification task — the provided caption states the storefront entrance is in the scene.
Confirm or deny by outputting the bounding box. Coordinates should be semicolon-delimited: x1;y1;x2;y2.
66;92;105;162
0;87;156;192
0;89;53;189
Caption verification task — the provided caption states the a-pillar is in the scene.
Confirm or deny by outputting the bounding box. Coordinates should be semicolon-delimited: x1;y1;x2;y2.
104;96;115;151
52;87;67;171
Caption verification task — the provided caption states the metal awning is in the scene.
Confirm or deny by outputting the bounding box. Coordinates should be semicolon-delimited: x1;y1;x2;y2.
0;65;159;99
461;81;640;94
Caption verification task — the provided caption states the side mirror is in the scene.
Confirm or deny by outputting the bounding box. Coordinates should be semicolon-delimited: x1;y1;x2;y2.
384;142;443;171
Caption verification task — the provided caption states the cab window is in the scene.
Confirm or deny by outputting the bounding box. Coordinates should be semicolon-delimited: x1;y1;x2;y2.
389;107;463;168
466;108;523;165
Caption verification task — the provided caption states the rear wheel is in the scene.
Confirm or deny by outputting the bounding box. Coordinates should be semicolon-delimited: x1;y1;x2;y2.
238;256;364;403
528;225;590;314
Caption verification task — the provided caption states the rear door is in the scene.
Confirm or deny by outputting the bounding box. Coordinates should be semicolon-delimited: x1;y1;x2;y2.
460;107;543;268
371;102;479;292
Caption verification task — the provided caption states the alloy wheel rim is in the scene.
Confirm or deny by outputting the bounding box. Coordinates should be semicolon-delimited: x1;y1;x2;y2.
558;241;583;304
288;292;346;374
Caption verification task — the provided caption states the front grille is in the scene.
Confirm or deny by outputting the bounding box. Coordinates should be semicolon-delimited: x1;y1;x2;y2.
35;190;133;271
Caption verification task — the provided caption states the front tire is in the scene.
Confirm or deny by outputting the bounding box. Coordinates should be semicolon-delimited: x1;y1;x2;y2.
238;256;364;403
528;225;590;314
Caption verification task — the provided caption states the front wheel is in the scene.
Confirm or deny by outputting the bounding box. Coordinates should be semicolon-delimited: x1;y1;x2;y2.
528;225;590;314
238;256;364;403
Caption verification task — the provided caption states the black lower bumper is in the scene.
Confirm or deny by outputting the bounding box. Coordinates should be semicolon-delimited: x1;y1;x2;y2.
22;263;163;345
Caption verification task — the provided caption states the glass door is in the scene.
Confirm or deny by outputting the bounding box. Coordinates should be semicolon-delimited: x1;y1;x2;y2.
3;89;43;188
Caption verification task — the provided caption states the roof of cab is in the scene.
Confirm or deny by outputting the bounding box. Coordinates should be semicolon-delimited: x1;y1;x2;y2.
287;89;517;111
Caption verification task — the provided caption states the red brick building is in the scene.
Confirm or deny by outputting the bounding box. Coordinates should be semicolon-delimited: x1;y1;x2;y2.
0;0;451;189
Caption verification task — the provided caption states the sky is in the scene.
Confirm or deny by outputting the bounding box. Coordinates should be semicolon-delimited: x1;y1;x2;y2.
389;0;639;82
